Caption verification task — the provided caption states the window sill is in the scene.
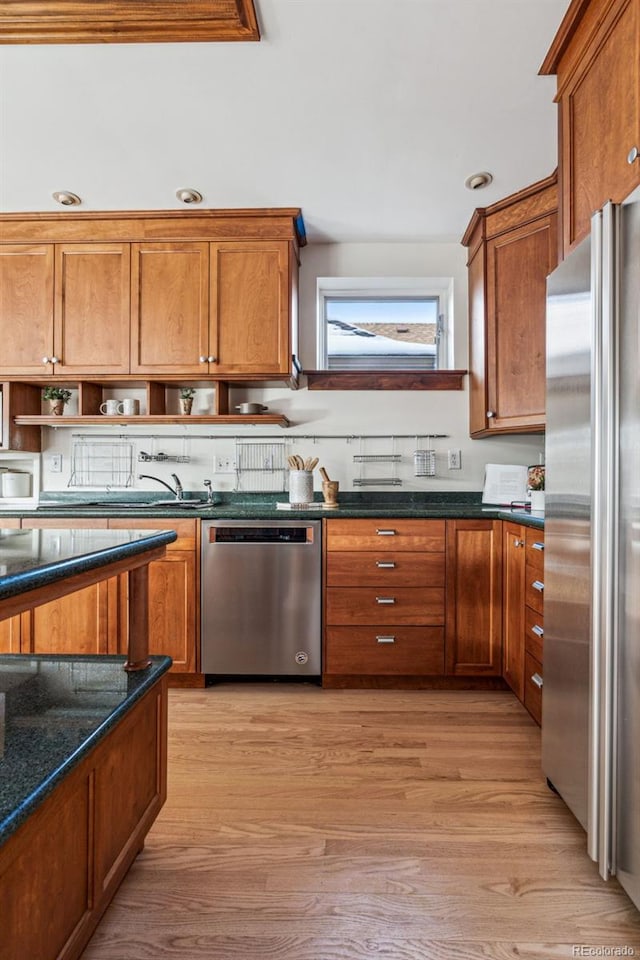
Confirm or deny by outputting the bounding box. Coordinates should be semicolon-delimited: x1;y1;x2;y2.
305;370;467;390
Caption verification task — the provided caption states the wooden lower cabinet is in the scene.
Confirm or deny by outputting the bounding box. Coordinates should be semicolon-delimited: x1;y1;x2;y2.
445;519;503;676
502;522;527;700
108;519;198;675
324;519;446;681
0;678;167;960
11;517;198;676
501;523;545;724
15;519;116;656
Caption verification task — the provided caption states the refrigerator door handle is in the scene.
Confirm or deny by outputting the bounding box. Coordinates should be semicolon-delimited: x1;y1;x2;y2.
589;202;620;881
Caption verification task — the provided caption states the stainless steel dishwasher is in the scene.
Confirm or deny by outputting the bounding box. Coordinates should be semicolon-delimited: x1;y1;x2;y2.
201;519;321;678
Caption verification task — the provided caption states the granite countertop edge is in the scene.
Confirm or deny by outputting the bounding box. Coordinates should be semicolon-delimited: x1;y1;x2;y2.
2;501;545;529
0;529;178;601
0;654;172;846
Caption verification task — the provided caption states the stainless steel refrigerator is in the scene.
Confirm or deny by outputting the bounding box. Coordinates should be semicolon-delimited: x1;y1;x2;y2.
543;186;640;909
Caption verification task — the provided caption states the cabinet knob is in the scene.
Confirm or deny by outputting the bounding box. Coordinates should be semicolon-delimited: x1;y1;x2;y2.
50;356;59;364
42;356;50;364
199;356;207;363
628;146;639;165
486;410;496;418
514;539;525;548
208;356;217;363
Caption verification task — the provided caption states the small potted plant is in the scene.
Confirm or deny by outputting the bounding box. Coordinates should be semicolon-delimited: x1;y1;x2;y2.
42;386;72;416
528;464;545;511
179;387;196;415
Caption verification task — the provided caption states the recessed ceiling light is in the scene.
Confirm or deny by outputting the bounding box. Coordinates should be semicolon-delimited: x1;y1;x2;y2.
464;172;493;191
52;191;81;206
176;188;203;204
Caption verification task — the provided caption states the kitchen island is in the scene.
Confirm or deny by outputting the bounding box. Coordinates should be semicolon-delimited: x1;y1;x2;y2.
0;527;176;960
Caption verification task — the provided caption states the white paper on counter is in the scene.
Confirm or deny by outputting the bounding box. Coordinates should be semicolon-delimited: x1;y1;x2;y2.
482;463;529;504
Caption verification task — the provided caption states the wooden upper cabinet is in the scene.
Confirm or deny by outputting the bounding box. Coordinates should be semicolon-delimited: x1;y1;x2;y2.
210;241;291;376
541;0;640;256
130;242;210;376
54;244;130;375
0;244;54;375
0;209;304;383
463;174;558;437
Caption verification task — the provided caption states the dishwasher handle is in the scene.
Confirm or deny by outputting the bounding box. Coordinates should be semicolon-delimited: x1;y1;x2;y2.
208;525;316;544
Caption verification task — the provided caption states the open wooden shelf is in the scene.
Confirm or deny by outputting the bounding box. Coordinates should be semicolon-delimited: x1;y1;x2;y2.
14;414;290;428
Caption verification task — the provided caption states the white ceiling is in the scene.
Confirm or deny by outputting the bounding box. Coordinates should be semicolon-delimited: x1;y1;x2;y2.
0;0;569;243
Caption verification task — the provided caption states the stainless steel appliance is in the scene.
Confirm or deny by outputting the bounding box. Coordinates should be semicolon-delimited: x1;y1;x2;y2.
200;519;321;678
543;187;640;909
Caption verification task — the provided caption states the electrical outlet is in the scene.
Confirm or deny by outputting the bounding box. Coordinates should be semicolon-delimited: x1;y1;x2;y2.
214;456;236;474
50;454;63;473
447;449;461;470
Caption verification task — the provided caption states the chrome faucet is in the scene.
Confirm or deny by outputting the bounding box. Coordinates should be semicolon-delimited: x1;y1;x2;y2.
137;473;184;500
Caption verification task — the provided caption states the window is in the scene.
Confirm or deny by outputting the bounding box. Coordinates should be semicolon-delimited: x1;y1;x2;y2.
317;278;453;372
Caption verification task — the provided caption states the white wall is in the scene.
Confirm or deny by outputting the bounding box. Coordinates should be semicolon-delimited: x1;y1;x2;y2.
33;239;544;498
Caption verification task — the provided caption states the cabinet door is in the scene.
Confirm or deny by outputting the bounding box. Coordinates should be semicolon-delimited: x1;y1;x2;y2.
21;582;110;655
445;519;503;676
210;241;291;376
0;244;54;375
54;244;130;375
108;519;197;674
130;242;209;375
502;522;526;700
559;0;640;254
485;214;557;432
114;552;196;673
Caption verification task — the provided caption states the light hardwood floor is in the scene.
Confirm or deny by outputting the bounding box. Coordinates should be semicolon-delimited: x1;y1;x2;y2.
83;686;640;960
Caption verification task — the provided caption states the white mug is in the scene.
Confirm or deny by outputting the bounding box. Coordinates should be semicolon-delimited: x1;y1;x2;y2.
120;398;140;415
99;400;122;416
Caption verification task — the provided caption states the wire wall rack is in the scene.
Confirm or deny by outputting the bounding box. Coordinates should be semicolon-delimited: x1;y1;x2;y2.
352;437;403;487
69;439;134;488
234;440;288;491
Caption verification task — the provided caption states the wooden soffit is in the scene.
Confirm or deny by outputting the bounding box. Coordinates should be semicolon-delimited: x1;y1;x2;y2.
0;0;260;44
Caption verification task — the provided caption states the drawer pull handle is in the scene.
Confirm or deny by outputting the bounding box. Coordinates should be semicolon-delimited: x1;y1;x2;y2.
376;597;396;604
376;635;396;644
531;673;544;690
376;529;396;536
532;580;544;593
531;624;544;638
514;539;525;548
376;561;396;568
532;541;545;551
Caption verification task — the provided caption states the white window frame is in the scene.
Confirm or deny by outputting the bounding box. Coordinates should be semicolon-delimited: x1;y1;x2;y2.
316;276;454;371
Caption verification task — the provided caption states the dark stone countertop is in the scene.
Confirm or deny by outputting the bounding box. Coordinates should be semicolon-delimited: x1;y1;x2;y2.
0;527;178;602
1;492;545;529
0;654;172;845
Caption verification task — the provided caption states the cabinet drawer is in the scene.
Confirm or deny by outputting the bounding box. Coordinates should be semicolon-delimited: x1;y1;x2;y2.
325;626;445;676
326;551;445;588
524;651;543;726
525;567;544;615
524;606;544;663
326;519;445;553
525;530;545;573
326;587;444;625
107;518;196;552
